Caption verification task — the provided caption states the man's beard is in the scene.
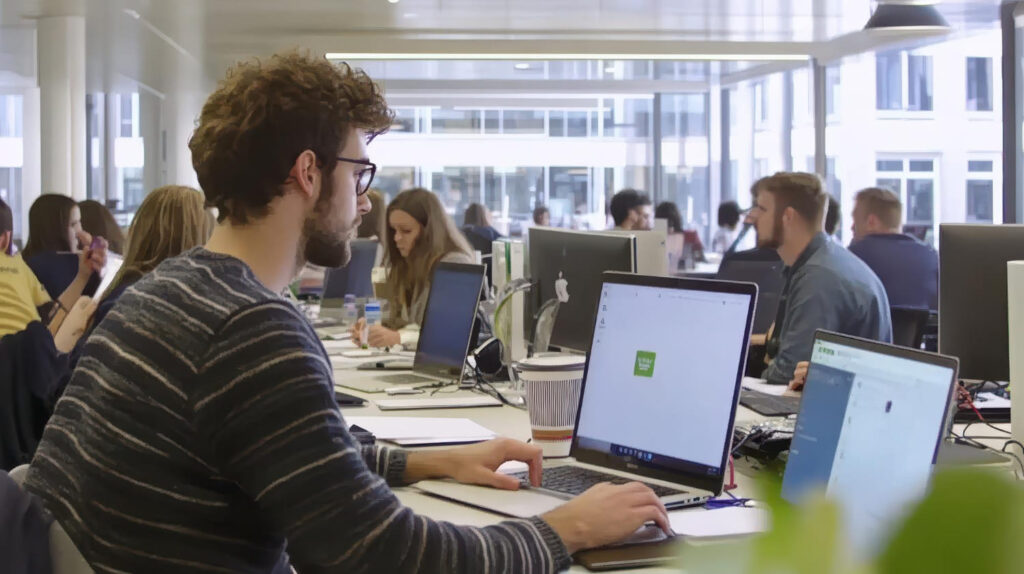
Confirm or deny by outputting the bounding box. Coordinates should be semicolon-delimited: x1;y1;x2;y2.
301;177;355;268
756;212;785;250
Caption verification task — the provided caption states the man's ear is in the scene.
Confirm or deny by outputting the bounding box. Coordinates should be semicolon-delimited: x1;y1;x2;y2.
288;149;320;200
0;231;11;255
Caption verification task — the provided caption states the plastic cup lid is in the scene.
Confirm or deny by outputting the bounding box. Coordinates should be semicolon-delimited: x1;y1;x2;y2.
515;354;586;372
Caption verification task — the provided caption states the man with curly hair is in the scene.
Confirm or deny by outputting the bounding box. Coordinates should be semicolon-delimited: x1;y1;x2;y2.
25;52;669;573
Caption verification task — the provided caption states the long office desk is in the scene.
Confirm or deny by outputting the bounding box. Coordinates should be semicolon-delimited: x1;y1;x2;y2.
327;345;1016;573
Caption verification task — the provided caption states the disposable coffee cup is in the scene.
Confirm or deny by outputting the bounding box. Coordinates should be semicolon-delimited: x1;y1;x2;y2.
514;355;586;458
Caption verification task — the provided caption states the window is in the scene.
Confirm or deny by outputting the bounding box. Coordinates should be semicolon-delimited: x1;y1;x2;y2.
875;157;937;244
966;160;995;222
431;109;481;134
966;57;993;111
907;55;933;111
876;51;903;110
502;110;545;134
876;51;933;112
753;81;769;128
661;93;707;138
825;65;840;118
391;108;417;132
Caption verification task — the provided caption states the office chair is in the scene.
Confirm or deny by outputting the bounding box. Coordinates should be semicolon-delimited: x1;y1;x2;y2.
890;306;930;349
8;464;92;574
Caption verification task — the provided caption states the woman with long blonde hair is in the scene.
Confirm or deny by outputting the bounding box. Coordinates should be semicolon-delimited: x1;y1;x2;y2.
352;188;473;348
66;186;213;362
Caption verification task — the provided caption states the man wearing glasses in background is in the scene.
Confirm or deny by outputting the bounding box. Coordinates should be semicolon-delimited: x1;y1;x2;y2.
25;52;670;573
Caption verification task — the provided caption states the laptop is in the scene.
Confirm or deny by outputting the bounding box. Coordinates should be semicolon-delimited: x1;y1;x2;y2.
416;272;758;517
316;239;380;331
781;330;957;555
336;262;486;393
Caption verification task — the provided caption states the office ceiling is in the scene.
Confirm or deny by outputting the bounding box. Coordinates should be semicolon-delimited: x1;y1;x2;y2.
0;0;1005;95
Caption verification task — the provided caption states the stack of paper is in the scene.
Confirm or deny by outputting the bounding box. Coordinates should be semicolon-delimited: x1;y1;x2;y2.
345;416;497;446
742;377;797;397
668;507;769;538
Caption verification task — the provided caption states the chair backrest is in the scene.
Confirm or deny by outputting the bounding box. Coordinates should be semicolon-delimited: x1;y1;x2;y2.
9;463;28;486
891;306;930;349
8;465;93;573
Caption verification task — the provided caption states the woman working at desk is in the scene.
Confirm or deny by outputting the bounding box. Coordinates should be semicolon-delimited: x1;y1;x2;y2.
352;188;473;349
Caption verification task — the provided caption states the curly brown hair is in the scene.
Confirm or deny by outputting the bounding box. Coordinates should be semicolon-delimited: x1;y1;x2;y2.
189;51;393;224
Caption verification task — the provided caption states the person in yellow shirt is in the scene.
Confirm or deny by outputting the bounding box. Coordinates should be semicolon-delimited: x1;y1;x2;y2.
0;198;106;339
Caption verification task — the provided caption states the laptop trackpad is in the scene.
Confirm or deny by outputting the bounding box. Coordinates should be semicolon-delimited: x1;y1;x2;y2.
415;480;565;518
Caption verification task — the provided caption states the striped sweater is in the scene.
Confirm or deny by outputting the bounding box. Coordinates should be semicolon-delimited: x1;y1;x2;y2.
25;248;570;573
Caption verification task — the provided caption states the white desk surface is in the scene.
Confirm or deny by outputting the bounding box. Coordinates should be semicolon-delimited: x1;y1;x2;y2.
329;344;1015;573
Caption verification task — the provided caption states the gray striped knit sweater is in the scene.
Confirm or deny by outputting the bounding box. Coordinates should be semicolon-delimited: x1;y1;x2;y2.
25;247;570;573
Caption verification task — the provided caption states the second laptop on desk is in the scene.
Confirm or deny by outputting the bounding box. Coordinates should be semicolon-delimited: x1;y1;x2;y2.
337;261;485;393
416;272;759;516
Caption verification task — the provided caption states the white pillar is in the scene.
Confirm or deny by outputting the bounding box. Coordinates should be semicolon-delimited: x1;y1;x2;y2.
37;15;86;200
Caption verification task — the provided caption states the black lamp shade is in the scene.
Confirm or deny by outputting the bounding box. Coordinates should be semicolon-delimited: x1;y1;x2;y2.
864;3;950;30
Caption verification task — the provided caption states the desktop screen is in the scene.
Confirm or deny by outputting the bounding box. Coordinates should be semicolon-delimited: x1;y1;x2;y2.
781;336;954;554
415;264;484;374
575;282;752;474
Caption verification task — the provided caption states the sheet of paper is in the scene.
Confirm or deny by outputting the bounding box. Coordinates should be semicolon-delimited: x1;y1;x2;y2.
668;507;769;538
345;416;497;441
375;396;503;410
742;377;795;397
975;392;1011;409
322;339;358;352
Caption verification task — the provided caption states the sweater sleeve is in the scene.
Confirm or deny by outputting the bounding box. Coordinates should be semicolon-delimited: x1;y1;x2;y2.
193;300;570;573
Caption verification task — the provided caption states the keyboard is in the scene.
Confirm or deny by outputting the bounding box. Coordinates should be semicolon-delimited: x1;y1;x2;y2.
510;466;687;498
739;389;801;416
378;373;436;385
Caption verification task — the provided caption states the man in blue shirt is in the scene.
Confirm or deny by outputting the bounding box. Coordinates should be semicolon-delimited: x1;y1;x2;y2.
848;187;938;310
752;173;892;386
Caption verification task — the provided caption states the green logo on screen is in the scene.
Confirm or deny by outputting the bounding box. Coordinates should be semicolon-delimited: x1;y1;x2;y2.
634;351;656;377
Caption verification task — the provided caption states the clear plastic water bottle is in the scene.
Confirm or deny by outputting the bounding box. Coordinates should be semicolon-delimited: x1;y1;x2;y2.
362;301;382;348
342;294;358;328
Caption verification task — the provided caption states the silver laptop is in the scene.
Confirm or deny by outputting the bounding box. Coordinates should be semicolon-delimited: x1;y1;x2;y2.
416;272;758;517
336;262;485;393
781;331;958;555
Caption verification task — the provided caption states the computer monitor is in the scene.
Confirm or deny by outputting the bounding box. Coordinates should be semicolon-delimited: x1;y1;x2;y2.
716;257;784;334
782;331;957;555
574;272;757;494
939;224;1024;382
321;239;379;303
528;228;636;353
598;229;668;275
414;262;486;380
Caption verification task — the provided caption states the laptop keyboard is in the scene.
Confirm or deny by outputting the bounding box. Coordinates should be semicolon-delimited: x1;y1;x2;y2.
378;373;435;385
510;466;687;498
739;389;801;416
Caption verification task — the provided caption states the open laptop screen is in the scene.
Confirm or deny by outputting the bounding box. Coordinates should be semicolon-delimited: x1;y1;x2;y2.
781;332;956;554
414;262;485;379
575;277;755;492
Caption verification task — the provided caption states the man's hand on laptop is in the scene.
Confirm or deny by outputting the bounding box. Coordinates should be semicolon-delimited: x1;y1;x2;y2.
541;482;672;554
403;438;542;489
788;361;809;391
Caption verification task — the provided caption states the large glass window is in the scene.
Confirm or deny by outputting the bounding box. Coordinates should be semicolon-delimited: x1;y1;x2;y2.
966;57;993;111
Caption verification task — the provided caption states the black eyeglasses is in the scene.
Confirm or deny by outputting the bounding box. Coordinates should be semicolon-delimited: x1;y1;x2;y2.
337;157;376;196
